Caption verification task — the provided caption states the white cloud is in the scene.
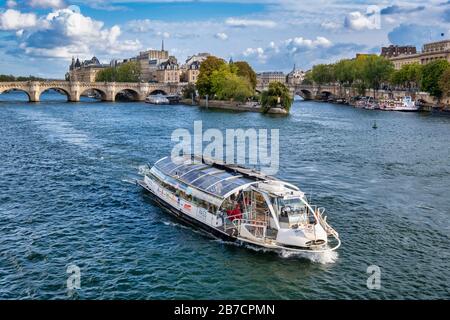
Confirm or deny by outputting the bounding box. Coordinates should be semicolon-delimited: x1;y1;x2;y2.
321;20;341;30
6;0;17;8
215;32;228;40
156;31;170;38
344;11;379;31
0;9;38;30
126;19;205;40
20;8;141;59
239;35;364;71
243;47;266;62
29;0;66;9
127;19;153;33
225;18;276;28
285;36;332;50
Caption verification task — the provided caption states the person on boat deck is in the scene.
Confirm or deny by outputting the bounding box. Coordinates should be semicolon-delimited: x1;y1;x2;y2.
226;203;242;221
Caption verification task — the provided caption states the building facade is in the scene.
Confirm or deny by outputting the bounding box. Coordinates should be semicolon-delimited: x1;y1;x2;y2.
389;39;450;69
136;41;170;82
287;65;305;85
179;53;210;84
381;45;417;58
256;72;286;87
68;56;108;82
156;57;180;83
182;60;201;83
185;52;210;66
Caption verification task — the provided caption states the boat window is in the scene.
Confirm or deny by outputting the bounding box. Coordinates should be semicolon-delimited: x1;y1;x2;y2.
181;169;208;182
212;177;254;196
279;198;307;212
278;198;310;225
152;158;258;198
176;164;208;176
197;172;240;190
191;171;226;188
155;158;178;171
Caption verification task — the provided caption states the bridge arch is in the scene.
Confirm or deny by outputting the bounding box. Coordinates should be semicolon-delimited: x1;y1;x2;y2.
0;88;32;102
80;88;107;101
319;90;334;101
115;88;140;101
39;87;71;101
296;89;313;100
149;89;168;96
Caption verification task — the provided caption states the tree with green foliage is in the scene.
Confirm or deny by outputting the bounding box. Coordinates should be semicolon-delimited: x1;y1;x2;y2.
438;67;450;99
196;56;226;96
301;71;313;85
260;81;292;113
311;64;335;85
196;56;255;101
360;55;394;91
182;83;197;99
95;61;141;82
334;59;356;87
210;64;253;102
421;59;450;98
233;61;257;90
390;63;422;90
0;74;45;82
0;74;16;82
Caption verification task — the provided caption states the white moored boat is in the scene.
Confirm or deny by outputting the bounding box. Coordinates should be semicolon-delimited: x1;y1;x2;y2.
379;96;419;112
145;94;169;105
137;155;340;253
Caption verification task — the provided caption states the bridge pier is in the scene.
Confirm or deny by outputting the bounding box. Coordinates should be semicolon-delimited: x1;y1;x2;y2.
29;90;40;102
29;81;40;102
69;83;80;102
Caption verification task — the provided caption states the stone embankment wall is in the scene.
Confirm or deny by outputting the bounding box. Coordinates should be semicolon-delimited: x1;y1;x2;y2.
180;98;261;112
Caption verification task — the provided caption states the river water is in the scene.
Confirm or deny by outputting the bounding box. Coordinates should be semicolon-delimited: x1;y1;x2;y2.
0;92;449;299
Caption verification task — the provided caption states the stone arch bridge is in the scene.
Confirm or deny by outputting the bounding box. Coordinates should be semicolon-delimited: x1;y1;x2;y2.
256;83;435;104
256;83;341;100
0;81;186;102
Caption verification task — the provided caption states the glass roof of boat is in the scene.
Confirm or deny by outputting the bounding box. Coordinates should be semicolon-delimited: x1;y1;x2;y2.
154;156;256;197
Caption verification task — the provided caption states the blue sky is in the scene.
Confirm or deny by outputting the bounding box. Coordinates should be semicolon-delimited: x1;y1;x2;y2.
0;0;449;78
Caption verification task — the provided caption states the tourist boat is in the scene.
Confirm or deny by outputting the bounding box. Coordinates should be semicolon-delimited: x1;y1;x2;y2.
137;155;341;253
379;96;419;112
145;94;169;105
355;97;379;109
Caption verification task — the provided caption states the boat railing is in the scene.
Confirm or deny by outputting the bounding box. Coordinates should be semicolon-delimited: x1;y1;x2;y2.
314;207;339;239
232;218;267;239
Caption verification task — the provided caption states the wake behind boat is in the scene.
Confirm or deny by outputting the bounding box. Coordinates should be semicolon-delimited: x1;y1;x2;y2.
137;155;340;254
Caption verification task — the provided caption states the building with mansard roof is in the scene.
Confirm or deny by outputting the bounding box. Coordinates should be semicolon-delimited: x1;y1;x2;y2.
68;56;108;82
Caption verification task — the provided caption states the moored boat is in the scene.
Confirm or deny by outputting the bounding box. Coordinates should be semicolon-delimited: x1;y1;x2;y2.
379;96;419;112
137;155;341;253
145;94;170;105
355;96;379;109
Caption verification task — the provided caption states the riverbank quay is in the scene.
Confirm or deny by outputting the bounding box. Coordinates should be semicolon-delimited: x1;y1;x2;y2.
180;98;262;112
301;87;450;112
